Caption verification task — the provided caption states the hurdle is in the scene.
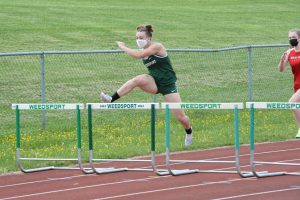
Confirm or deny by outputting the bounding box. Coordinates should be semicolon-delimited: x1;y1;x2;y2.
87;103;169;175
247;102;300;178
162;102;254;177
12;103;93;173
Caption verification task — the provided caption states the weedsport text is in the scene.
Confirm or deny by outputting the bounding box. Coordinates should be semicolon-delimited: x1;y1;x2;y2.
266;103;300;109
29;104;66;110
107;104;138;109
180;103;222;109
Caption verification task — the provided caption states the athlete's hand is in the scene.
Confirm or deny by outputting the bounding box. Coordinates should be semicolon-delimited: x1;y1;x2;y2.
278;51;288;72
280;52;288;62
116;41;125;49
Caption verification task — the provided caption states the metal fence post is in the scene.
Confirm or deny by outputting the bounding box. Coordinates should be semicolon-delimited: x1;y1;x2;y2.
40;53;46;129
247;47;253;101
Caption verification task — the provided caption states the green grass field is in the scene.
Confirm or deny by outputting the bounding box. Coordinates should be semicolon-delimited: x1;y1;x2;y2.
1;0;300;173
0;0;297;51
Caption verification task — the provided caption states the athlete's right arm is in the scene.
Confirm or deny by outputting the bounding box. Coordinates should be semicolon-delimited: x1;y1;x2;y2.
278;50;289;72
116;42;161;59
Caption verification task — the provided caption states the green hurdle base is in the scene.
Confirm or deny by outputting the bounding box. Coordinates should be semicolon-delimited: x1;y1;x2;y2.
163;103;254;177
87;103;169;176
13;103;93;174
248;102;300;178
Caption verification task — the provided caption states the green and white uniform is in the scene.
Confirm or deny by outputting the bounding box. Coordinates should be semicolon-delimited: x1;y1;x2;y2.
142;54;178;95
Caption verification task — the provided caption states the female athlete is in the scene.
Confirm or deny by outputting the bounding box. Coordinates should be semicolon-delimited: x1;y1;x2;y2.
100;25;193;146
278;28;300;138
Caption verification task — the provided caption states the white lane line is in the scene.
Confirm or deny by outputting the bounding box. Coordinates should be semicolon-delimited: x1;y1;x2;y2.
1;146;300;188
212;186;300;200
2;150;300;199
91;178;255;200
203;147;300;161
0;176;166;200
0;174;93;188
209;158;300;171
134;147;300;170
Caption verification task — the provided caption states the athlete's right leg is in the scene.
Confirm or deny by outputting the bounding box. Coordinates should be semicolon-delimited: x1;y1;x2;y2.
289;89;300;138
100;74;157;102
117;74;157;96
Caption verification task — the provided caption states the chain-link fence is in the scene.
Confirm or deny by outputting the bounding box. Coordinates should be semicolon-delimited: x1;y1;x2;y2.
0;44;291;134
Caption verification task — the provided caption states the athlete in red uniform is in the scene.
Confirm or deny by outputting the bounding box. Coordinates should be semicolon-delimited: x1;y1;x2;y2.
278;29;300;138
289;49;300;92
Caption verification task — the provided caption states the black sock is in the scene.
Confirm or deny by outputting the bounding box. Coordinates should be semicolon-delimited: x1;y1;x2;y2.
185;127;192;134
111;92;120;102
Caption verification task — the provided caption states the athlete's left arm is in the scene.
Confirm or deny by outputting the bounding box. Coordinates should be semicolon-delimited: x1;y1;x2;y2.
116;41;161;59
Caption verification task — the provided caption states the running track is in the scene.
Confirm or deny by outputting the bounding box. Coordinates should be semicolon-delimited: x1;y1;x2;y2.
1;140;300;200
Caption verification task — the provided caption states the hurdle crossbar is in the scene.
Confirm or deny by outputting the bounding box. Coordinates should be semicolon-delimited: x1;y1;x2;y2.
247;102;300;177
87;103;169;175
12;103;93;174
162;102;253;177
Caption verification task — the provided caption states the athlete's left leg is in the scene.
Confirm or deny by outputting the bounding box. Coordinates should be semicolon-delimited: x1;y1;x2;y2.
163;93;193;146
289;89;300;138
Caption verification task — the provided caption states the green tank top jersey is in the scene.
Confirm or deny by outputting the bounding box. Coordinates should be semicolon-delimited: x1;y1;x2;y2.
142;55;177;86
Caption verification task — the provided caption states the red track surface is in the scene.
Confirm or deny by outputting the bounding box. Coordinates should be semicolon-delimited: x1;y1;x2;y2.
1;140;300;200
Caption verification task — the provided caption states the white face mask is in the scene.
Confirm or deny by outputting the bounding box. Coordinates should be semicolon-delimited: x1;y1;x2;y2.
136;39;148;48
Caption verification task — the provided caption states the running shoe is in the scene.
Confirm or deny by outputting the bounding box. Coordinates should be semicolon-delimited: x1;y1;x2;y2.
100;92;112;103
296;129;300;139
185;132;193;146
